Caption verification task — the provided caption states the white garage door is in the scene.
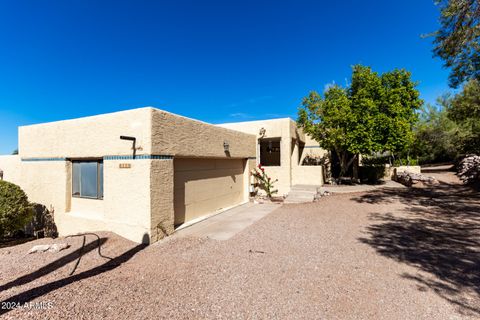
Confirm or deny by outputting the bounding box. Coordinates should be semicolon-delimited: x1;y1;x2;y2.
174;158;245;226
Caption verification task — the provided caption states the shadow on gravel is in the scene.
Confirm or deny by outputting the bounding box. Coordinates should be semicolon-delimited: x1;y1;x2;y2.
0;234;148;316
0;236;108;293
352;183;480;316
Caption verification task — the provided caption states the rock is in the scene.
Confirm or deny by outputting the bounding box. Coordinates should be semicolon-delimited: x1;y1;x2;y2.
314;189;331;201
457;155;480;184
395;171;438;187
28;243;69;254
48;243;69;253
28;244;52;254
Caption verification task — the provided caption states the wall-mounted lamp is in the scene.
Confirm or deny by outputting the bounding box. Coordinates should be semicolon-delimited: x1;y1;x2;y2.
223;140;230;152
120;135;137;159
259;127;266;138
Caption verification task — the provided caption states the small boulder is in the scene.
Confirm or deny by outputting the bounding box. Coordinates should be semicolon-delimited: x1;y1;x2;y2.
48;243;69;253
28;244;51;254
395;171;438;187
28;243;69;254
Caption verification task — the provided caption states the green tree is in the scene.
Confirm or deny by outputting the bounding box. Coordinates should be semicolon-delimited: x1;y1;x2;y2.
431;0;480;88
298;85;361;178
11;149;18;155
448;79;480;153
412;95;464;163
298;65;422;178
379;69;423;156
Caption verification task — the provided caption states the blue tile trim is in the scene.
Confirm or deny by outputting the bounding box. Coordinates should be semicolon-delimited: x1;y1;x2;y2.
304;146;321;148
21;155;174;162
103;155;173;160
22;157;66;162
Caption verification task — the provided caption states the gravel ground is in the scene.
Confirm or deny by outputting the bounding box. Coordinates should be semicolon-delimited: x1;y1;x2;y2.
1;168;479;319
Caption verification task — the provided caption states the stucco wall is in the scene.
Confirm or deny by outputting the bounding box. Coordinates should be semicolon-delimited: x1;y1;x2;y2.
292;166;324;186
0;156;69;215
218;118;295;141
0;155;22;185
259;167;289;196
55;159;153;243
219;119;296;195
299;135;326;164
150;159;174;243
151;109;256;159
392;165;422;179
19;108;152;158
8;107;156;243
20;160;71;216
0;156;154;244
219;119;328;194
9;107;257;244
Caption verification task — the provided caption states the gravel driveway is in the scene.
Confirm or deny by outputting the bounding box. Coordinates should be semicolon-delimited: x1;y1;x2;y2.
1;168;479;319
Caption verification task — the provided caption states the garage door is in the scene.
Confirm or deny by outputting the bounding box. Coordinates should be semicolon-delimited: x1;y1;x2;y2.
174;158;245;226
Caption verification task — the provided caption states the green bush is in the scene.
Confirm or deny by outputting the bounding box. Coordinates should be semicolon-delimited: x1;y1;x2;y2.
361;155;390;166
392;158;418;166
0;180;33;238
359;166;386;184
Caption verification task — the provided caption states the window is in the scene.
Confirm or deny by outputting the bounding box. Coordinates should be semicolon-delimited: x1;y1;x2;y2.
72;161;103;199
259;138;281;166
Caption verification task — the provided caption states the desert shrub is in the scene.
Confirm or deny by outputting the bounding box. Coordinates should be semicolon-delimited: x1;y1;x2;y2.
0;180;33;237
392;158;418;166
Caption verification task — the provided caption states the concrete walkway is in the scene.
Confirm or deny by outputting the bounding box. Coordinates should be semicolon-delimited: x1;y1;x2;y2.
173;202;280;240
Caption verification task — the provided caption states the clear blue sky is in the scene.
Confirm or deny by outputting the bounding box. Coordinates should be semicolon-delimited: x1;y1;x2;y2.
0;0;450;154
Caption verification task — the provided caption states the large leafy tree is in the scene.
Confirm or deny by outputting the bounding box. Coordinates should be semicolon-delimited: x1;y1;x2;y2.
412;95;465;163
298;85;364;178
298;65;422;178
379;69;423;154
448;79;480;153
432;0;480;88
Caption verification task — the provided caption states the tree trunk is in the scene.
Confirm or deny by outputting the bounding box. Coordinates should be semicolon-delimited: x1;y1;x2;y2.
352;155;359;182
335;149;357;182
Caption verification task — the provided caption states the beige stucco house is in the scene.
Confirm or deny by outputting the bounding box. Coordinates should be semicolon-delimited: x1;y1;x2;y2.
219;118;327;195
0;108;327;244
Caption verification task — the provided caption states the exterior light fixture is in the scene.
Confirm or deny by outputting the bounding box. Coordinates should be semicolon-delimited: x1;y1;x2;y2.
259;127;266;138
223;141;230;152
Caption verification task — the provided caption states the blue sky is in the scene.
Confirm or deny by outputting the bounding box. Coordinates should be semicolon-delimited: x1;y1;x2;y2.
0;0;450;154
